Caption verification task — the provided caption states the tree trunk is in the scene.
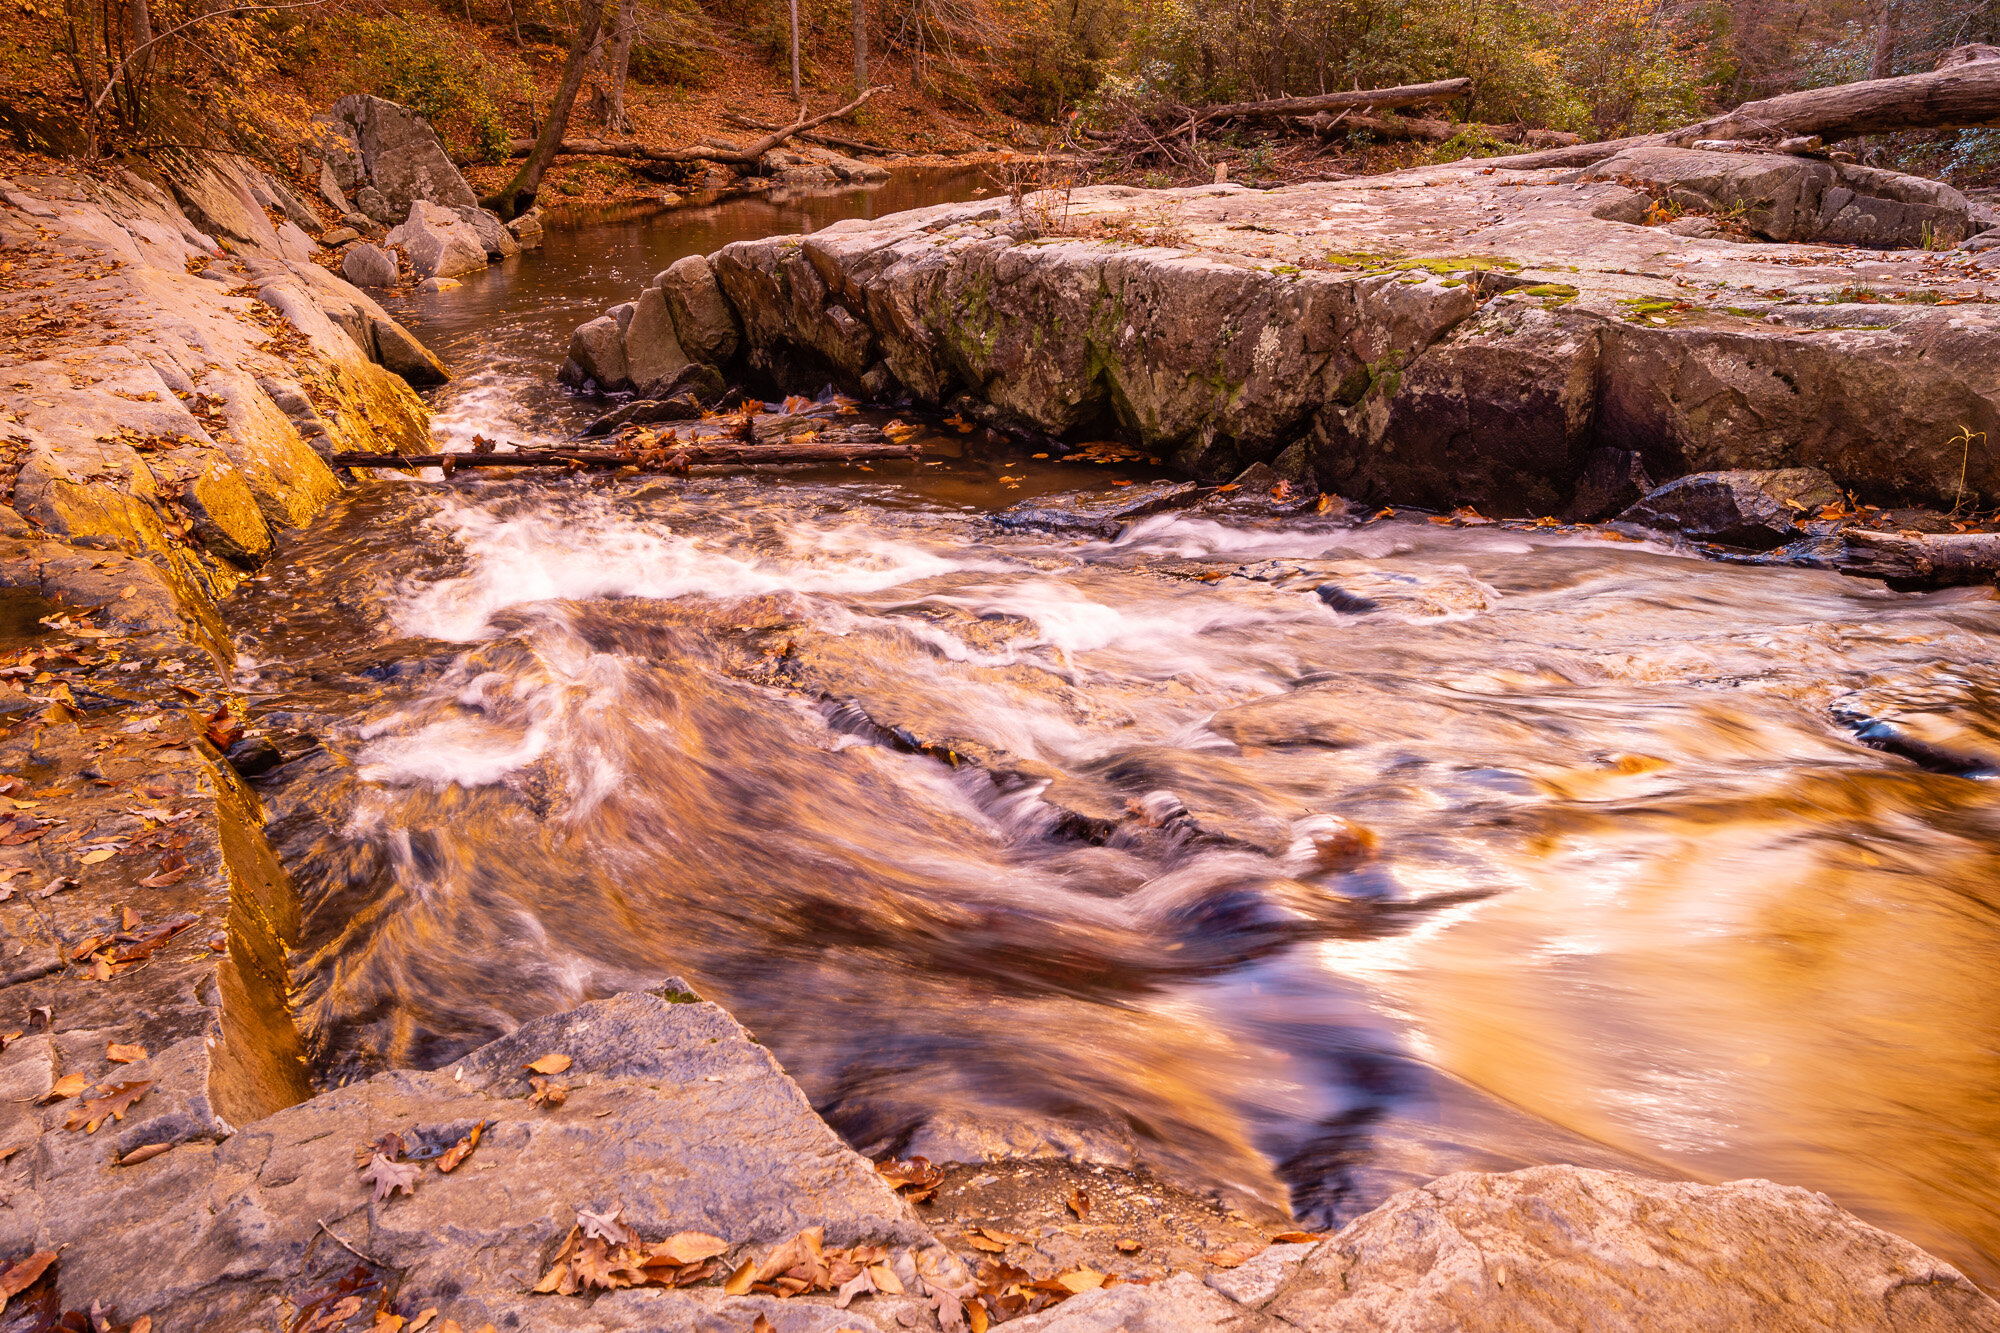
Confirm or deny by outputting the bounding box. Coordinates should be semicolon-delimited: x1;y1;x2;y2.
853;0;867;90
788;0;801;98
487;0;606;218
1418;45;2000;173
1870;0;1902;81
122;0;153;127
606;0;636;132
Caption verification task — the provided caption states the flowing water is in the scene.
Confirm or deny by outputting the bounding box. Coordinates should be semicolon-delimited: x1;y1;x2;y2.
230;172;2000;1285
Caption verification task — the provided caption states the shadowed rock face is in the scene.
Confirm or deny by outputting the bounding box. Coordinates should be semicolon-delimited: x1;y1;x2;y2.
315;94;481;225
653;170;2000;516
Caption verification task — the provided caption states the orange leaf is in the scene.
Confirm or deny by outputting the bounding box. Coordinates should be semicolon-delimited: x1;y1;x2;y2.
41;1073;85;1102
650;1231;729;1265
63;1079;152;1133
115;1141;172;1166
106;1042;147;1064
525;1053;571;1075
0;1250;55;1300
437;1120;487;1173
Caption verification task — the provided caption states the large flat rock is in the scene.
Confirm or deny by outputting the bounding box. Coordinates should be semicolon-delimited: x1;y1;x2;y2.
691;166;2000;516
10;989;951;1332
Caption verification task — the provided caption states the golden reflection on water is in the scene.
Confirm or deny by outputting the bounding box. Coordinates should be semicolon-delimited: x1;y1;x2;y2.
1390;765;2000;1284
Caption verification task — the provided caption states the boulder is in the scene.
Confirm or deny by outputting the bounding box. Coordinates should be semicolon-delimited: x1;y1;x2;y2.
369;313;451;387
1583;146;1975;248
583;394;705;436
451;204;522;260
993;481;1209;538
1262;1167;2000;1332
340;241;400;289
560;314;631;391
320;226;361;246
640;361;729;404
385;200;489;281
315;159;351;215
625;283;692;390
660;254;742;362
315;95;480;225
1617;468;1843;548
507;209;545;249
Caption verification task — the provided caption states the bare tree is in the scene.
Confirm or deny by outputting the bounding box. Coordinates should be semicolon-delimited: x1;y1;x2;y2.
853;0;868;88
488;0;606;218
604;0;638;132
1871;0;1903;77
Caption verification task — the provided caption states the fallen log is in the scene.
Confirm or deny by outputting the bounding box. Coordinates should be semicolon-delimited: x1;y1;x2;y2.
328;438;920;471
721;112;894;157
1304;111;1581;148
1423;44;2000;172
505;86;888;165
1838;529;2000;585
1197;77;1471;126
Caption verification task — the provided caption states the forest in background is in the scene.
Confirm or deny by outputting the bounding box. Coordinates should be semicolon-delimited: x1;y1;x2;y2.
2;0;1998;199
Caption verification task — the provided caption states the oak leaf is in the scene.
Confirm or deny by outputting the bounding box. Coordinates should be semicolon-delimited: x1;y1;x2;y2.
64;1079;152;1133
361;1152;420;1202
577;1206;638;1245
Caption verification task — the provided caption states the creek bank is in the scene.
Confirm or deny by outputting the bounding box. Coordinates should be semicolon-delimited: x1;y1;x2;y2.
569;156;2000;531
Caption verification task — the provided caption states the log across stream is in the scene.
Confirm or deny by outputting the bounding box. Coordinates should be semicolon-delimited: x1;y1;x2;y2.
228;171;2000;1289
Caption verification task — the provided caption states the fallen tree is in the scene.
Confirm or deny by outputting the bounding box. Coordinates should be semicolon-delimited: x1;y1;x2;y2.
503;86;887;166
1195;78;1472;126
1838;529;2000;585
1446;43;2000;172
1303;111;1581;148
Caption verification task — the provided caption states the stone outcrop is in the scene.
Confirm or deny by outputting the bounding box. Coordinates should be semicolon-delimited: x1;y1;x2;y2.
385;199;490;280
1261;1167;2000;1332
340;240;399;288
313;94;480;226
0;989;961;1332
1583;146;1977;247
584;169;2000;515
561;258;737;393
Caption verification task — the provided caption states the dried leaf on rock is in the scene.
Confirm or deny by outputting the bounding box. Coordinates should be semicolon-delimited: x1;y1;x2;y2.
1205;1241;1266;1269
355;1132;407;1167
527;1076;567;1108
406;1309;437;1331
648;1231;729;1264
1115;1239;1142;1253
105;1042;146;1064
1065;1187;1090;1219
875;1155;943;1202
751;1317;773;1333
42;1073;86;1102
1271;1231;1319;1243
64;1080;152;1133
1055;1269;1104;1293
525;1053;571;1075
436;1120;487;1173
360;1153;420;1202
577;1206;639;1245
114;1142;172;1166
724;1258;756;1296
0;1250;55;1304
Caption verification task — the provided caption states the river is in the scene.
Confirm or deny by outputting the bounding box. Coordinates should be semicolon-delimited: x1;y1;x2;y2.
224;169;2000;1285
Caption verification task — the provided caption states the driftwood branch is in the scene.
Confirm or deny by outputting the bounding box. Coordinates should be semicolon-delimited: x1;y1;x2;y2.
506;85;888;165
1197;78;1472;126
1429;45;2000;172
1838;529;2000;585
721;112;893;157
330;439;920;472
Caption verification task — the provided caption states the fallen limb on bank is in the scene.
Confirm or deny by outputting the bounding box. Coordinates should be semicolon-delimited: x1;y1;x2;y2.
329;435;918;473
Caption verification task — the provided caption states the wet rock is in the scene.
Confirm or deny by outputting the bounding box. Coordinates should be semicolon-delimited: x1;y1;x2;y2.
993;481;1209;538
662;253;743;363
340;241;399;288
1315;584;1380;614
1564;446;1655;522
1264;1167;2000;1332
385;200;488;281
582;393;704;436
181;461;275;565
368;313;451;387
451;204;521;260
506;208;545;249
224;734;284;776
19;989;942;1332
640;361;729;405
625;282;692;391
1617;468;1843;548
560;313;631;392
315;95;480;223
416;276;460;293
1583;146;1975;247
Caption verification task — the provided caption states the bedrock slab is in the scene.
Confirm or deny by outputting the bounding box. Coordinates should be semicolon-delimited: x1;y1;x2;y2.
684;168;2000;515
